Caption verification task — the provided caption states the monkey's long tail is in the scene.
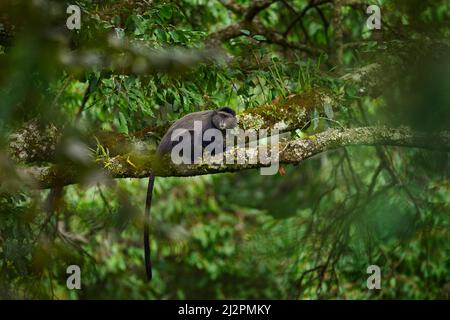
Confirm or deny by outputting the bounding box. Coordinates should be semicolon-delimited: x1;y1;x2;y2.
144;175;155;281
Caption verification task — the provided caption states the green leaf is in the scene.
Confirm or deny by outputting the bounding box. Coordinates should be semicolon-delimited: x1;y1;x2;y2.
253;35;266;41
312;109;319;130
324;103;334;119
159;5;173;20
117;112;129;134
154;28;167;42
169;30;182;43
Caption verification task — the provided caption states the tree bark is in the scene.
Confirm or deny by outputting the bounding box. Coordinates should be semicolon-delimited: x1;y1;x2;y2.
12;126;450;189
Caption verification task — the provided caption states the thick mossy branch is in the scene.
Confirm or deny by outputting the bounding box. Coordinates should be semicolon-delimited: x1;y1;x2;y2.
8;89;335;164
241;90;335;130
8;120;60;163
7;89;450;190
16;126;450;189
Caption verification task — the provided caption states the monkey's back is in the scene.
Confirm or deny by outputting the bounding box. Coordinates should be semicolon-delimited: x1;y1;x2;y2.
157;110;213;156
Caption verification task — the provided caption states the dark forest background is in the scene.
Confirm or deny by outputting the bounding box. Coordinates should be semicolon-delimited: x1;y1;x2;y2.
0;0;449;299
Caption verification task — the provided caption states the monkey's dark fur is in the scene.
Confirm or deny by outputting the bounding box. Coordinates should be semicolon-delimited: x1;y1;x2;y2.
144;107;237;281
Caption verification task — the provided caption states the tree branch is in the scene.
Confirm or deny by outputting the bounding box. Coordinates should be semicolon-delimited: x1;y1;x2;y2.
217;0;245;14
9;90;335;164
206;0;323;55
244;0;278;22
14;126;450;189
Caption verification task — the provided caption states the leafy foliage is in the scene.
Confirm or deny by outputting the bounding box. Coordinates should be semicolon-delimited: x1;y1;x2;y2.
0;0;449;299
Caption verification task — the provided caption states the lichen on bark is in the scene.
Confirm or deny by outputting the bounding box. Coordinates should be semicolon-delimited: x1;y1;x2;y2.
240;88;337;132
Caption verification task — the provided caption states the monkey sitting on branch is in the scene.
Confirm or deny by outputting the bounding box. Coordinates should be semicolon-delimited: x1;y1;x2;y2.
144;107;237;281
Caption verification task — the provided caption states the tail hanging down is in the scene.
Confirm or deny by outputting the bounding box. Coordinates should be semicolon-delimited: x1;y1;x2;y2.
144;175;155;281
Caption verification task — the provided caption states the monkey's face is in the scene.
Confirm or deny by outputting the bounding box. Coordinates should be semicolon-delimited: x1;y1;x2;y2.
212;111;237;131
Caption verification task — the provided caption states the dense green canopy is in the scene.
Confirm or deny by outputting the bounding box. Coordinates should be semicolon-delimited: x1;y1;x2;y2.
0;0;449;299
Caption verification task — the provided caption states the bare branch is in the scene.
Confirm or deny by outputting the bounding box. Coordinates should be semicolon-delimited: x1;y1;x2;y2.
217;0;244;14
332;0;344;69
283;0;331;37
244;0;279;22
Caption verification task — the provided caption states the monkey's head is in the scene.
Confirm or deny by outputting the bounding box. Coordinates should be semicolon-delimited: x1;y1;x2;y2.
212;106;237;131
